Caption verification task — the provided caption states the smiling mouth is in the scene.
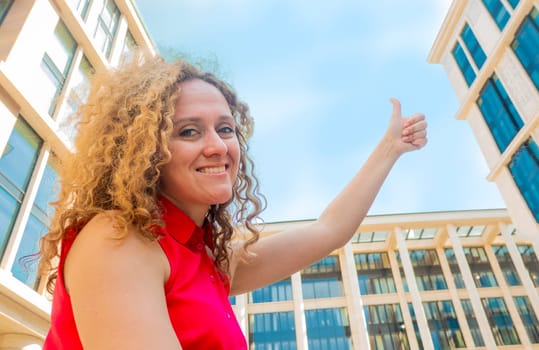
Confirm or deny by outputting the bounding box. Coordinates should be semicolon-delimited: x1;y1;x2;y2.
198;165;227;174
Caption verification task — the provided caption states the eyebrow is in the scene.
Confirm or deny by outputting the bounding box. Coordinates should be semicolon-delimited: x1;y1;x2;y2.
172;115;235;126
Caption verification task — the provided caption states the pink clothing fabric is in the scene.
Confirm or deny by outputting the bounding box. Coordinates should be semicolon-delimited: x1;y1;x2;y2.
43;196;246;349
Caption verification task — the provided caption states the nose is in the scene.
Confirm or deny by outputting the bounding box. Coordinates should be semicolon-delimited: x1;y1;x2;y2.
202;130;227;157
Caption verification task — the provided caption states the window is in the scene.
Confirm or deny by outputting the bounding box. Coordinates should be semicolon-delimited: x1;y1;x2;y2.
477;73;524;152
463;247;498;288
511;7;539;90
514;296;539;343
364;304;409;350
69;0;90;19
351;231;387;243
461;299;485;347
452;42;477;86
423;300;466;348
0;119;42;256
461;24;487;69
355;252;397;295
250;277;292;303
0;0;14;25
445;249;465;288
11;161;58;289
493;245;521;286
305;308;352;350
410;249;447;291
121;30;137;63
39;21;77;116
249;312;296;349
94;0;120;58
301;256;344;299
405;227;437;240
518;245;539;286
482;297;520;345
452;23;487;87
482;0;511;30
56;55;94;143
509;139;539;222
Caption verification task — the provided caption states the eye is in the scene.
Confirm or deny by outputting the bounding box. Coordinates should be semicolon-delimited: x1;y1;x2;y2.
218;126;235;136
178;128;199;137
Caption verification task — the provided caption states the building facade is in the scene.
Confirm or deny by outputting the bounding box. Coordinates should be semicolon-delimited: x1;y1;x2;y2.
233;211;539;350
0;0;154;348
428;0;539;238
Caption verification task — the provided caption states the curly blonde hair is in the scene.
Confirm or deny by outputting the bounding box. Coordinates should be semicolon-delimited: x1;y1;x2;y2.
39;52;265;293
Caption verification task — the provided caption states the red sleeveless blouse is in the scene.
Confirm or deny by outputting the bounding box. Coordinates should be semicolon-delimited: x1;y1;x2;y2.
43;196;246;349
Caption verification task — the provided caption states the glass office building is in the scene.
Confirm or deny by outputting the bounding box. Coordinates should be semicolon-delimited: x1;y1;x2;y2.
232;212;539;349
0;0;154;348
429;0;539;237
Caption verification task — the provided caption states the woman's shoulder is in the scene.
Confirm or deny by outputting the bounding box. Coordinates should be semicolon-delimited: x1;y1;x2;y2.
64;210;168;291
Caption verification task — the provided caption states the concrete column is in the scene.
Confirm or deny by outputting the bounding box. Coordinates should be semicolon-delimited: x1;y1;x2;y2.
291;271;308;350
394;227;434;350
446;224;497;348
233;293;248;343
341;244;370;350
388;249;420;350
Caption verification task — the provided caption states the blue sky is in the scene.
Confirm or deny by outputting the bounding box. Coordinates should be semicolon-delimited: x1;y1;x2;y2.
134;0;506;222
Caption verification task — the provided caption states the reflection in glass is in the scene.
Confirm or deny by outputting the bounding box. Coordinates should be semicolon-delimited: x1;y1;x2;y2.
250;277;292;303
410;249;447;291
0;119;42;257
482;297;520;345
492;245;521;286
301;256;343;299
423;300;466;348
461;299;485;347
463;247;498;287
305;308;352;350
514;296;539;343
249;311;296;349
12;163;58;289
364;304;409;349
355;252;396;295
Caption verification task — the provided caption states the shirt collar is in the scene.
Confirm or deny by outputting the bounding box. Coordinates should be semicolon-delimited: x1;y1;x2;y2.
158;195;214;251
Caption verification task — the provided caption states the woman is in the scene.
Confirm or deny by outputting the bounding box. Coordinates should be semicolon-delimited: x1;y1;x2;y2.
40;53;427;349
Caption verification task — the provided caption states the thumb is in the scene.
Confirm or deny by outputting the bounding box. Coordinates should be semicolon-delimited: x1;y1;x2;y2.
390;98;401;118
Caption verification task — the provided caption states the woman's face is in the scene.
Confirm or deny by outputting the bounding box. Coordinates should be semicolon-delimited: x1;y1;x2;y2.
160;79;240;222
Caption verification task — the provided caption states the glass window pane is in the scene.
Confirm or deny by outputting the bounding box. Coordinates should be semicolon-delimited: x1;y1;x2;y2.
249;312;296;349
47;21;77;77
452;42;477;86
461;24;487;69
509;139;539;222
511;8;539;95
482;297;520;345
482;0;510;29
514;296;539;343
301;256;344;299
0;119;42;190
477;74;524;153
305;308;352;350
